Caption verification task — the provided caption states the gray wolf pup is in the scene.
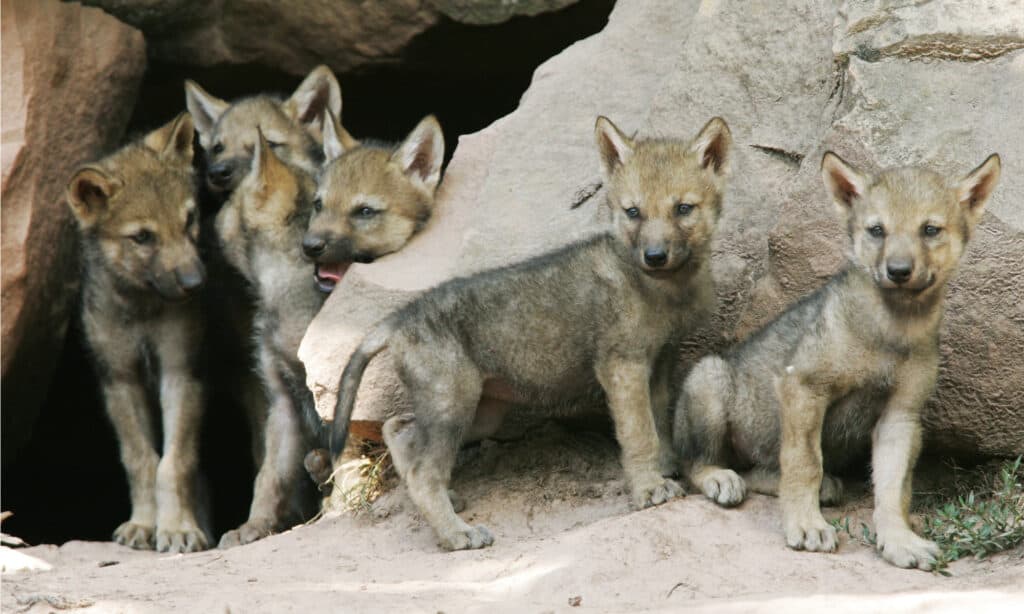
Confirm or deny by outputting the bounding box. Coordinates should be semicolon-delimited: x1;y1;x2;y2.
185;65;341;196
673;151;1001;570
66;113;211;553
328;116;732;550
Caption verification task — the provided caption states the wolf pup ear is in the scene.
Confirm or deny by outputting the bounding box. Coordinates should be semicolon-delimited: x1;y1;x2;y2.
956;153;1001;226
391;115;445;194
594;116;634;178
821;151;868;214
145;112;195;165
66;167;123;227
184;80;229;142
251;127;289;190
691;117;732;177
286;65;342;140
322;109;360;163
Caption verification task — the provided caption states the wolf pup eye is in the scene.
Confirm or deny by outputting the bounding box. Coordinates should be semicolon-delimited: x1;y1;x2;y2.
676;203;695;216
130;229;155;245
267;140;283;149
625;206;641;219
922;224;942;237
185;210;197;229
867;225;885;238
312;197;323;213
211;142;224;155
354;206;378;219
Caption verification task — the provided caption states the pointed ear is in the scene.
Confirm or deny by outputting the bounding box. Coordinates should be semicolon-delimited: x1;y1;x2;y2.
184;80;228;140
956;153;1000;226
144;112;195;164
691;117;732;176
66;166;123;227
251;127;289;190
286;65;342;139
821;151;868;214
322;109;360;163
594;116;634;178
391;115;444;193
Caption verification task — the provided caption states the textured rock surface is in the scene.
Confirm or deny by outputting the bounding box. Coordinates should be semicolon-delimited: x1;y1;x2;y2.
80;0;583;76
300;0;1024;457
1;0;145;458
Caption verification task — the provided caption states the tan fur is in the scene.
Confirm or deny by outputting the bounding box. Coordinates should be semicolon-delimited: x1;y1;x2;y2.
66;113;210;553
674;150;1001;570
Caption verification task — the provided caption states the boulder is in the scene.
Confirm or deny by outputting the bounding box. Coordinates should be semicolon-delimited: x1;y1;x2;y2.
1;0;145;460
79;1;585;77
300;0;1024;457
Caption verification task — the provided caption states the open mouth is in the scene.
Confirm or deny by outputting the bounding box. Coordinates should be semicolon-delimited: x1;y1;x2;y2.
314;261;351;293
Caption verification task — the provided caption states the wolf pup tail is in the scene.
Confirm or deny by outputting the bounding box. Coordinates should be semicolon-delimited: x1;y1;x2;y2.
329;326;390;459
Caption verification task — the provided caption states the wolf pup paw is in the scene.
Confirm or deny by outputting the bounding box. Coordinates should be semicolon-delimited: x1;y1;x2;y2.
632;477;685;509
819;474;844;506
701;469;746;507
439;525;494;551
157;524;210;553
876;529;939;570
113;521;156;550
785;514;838;552
218;519;275;549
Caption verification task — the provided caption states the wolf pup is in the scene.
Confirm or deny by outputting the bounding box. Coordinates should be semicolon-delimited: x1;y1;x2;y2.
214;130;324;547
301;112;445;292
327;116;731;551
66;113;211;553
185;65;341;196
673;151;1001;570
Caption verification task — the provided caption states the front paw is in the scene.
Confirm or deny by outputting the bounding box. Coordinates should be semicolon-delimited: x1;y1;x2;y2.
784;513;838;552
819;474;844;506
438;524;494;551
876;528;939;570
218;519;275;549
157;523;210;553
701;469;746;507
631;477;685;509
113;521;155;550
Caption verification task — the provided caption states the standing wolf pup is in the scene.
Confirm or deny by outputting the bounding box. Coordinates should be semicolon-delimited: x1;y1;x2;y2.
674;151;1001;570
215;111;446;546
328;116;731;551
66;113;210;553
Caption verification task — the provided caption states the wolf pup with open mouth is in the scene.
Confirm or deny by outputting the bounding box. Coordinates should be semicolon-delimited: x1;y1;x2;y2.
66;113;211;553
326;116;731;551
673;151;1001;570
302;112;445;292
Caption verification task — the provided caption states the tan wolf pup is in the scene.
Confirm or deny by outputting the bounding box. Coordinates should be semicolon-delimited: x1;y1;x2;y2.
185;65;341;196
66;113;211;553
328;116;732;551
215;110;445;546
673;151;1001;570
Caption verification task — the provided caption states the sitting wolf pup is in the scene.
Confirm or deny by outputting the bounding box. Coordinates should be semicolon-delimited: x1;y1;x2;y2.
215;111;445;546
673;151;1001;570
66;113;210;553
328;116;732;551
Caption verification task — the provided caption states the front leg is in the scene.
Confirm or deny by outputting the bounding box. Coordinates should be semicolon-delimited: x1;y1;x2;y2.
778;372;837;552
871;360;939;570
101;376;160;550
596;358;684;508
650;354;678;478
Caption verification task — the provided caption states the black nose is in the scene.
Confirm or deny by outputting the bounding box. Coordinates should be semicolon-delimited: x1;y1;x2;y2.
175;261;206;292
303;235;326;258
207;162;233;185
643;248;668;268
886;259;913;283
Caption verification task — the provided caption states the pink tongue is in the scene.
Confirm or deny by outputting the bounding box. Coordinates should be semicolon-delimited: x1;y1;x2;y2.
317;262;351;283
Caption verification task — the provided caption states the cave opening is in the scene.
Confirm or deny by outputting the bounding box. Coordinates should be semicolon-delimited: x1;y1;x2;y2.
1;0;616;546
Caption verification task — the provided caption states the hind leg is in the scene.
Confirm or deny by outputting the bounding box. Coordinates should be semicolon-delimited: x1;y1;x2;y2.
383;357;493;551
675;357;746;507
742;467;843;506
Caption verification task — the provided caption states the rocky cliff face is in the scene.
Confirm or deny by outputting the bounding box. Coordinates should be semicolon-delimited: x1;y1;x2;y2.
299;0;1024;457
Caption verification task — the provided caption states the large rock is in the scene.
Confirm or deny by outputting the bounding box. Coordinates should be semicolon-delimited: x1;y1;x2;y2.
300;0;1024;457
79;1;584;77
1;0;145;460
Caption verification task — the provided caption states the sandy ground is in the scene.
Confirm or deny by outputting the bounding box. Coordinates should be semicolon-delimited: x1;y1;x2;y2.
3;423;1023;613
